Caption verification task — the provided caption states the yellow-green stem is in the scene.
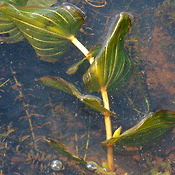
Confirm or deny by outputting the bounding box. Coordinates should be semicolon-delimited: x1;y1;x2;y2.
0;79;10;87
70;36;94;64
101;88;114;172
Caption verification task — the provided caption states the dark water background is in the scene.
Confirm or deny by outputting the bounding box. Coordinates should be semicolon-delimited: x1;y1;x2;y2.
0;0;175;174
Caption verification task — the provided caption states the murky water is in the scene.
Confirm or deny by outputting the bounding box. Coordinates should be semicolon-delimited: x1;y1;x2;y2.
0;0;174;174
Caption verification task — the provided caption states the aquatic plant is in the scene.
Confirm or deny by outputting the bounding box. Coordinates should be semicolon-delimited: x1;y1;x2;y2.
0;0;92;62
0;0;175;174
45;110;175;174
36;10;175;173
37;12;134;172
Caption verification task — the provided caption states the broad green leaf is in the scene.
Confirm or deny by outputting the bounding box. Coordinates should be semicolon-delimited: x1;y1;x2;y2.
101;110;175;154
0;0;57;7
0;11;24;43
45;138;115;175
0;0;27;43
0;0;29;43
83;12;133;93
0;0;28;6
36;76;116;116
27;0;57;7
0;2;85;62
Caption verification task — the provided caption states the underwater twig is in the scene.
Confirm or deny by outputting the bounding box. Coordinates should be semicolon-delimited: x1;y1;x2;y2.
83;116;91;161
0;79;10;87
101;88;113;171
10;67;37;150
75;133;79;156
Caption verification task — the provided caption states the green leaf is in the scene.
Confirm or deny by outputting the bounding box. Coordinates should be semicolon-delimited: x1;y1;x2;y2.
36;76;116;116
0;2;85;62
26;0;57;7
1;0;28;6
83;12;133;93
81;95;116;117
0;1;26;43
66;57;87;75
36;76;81;96
0;11;24;43
45;138;87;165
45;138;115;175
0;0;30;43
101;110;175;154
0;0;57;7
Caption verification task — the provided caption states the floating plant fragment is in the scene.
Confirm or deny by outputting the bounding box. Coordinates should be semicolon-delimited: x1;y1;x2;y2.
101;110;175;154
36;76;116;116
83;12;133;94
0;1;85;62
45;138;115;175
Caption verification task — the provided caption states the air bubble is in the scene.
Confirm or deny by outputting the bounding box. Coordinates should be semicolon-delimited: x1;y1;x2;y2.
86;161;98;171
51;160;63;171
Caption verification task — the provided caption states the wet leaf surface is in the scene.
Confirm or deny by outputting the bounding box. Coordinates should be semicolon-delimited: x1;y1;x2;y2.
36;76;117;116
102;110;175;154
83;12;133;94
0;1;84;61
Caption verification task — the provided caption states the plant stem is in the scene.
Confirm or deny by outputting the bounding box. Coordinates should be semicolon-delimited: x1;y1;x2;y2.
0;78;10;87
70;36;94;64
101;88;114;172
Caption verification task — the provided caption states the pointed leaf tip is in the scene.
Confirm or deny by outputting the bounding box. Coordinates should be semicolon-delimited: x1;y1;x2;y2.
83;12;133;93
113;126;122;137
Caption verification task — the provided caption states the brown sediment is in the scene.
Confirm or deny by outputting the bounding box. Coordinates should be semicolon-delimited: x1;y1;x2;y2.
141;26;175;96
